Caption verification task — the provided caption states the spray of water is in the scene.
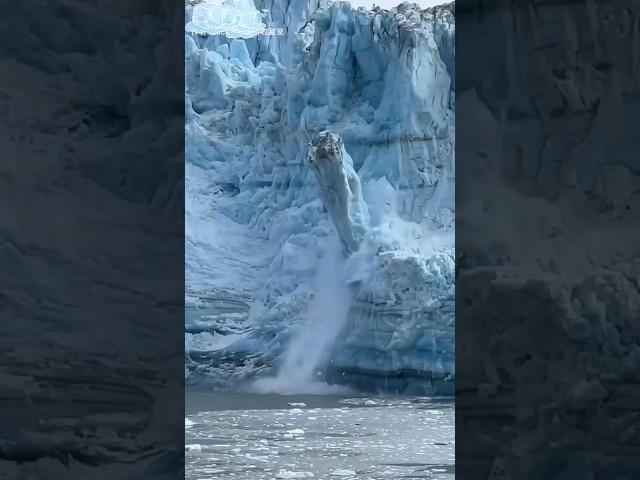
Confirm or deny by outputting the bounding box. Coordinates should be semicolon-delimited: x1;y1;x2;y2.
252;235;357;394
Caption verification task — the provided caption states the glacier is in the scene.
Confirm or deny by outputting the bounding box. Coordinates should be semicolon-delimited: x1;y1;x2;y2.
185;0;455;395
456;2;640;477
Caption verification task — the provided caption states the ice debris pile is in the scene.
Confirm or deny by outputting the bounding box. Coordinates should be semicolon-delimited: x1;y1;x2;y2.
186;1;454;394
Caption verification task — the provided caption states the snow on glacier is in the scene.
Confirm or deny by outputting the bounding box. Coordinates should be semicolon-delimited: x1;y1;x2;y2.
185;1;455;394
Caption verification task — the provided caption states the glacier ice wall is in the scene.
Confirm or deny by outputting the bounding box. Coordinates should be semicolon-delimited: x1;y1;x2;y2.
186;1;454;394
456;1;640;477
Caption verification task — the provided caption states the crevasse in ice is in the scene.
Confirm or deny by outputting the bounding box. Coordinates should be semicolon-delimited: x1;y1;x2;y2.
185;1;454;394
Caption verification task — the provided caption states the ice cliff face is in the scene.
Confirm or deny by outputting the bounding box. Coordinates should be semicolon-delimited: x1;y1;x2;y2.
186;1;454;394
457;1;640;477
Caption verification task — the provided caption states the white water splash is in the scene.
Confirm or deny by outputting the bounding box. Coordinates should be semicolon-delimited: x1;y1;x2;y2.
252;236;358;394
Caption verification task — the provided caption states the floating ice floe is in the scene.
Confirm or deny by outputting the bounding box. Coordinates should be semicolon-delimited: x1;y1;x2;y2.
275;470;314;479
329;469;357;477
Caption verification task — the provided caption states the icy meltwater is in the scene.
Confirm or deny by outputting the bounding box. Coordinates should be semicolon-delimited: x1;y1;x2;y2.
186;393;454;479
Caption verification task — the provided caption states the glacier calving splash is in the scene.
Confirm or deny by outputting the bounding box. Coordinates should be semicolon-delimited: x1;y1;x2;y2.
186;1;454;394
